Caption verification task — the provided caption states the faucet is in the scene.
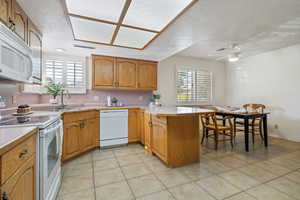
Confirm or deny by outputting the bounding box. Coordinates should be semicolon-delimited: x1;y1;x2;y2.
59;89;70;109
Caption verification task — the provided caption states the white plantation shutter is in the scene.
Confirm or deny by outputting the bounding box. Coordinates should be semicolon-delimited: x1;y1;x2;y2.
44;58;86;93
66;61;85;88
176;69;212;104
45;60;64;84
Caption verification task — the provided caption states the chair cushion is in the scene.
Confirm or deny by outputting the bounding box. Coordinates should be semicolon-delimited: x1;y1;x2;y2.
205;124;232;130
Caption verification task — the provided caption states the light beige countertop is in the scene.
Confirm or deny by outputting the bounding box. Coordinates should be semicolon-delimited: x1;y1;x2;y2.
145;106;214;117
0;126;37;155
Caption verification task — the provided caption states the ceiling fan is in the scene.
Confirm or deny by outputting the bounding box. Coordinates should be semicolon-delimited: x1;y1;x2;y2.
214;43;242;62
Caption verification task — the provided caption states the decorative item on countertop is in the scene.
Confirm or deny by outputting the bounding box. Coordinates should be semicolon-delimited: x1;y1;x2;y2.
43;80;65;104
111;97;118;107
149;92;162;107
13;104;33;116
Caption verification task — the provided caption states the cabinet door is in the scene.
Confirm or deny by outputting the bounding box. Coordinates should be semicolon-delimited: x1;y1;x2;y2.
128;109;140;142
116;58;137;88
62;122;81;161
0;0;12;26
138;61;157;90
12;1;27;42
144;112;152;150
80;118;99;151
139;110;145;145
152;117;167;160
1;157;35;200
93;56;116;88
28;19;42;84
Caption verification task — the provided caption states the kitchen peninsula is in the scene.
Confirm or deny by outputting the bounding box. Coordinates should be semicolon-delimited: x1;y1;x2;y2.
55;105;213;167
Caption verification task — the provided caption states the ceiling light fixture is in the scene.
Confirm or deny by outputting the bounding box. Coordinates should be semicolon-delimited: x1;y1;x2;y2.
228;53;240;62
56;48;66;52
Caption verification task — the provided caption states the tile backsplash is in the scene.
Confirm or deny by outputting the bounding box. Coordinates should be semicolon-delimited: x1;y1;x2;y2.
0;89;152;108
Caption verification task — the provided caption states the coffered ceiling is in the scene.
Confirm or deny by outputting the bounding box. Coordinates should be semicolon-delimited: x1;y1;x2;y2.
17;0;300;61
64;0;196;50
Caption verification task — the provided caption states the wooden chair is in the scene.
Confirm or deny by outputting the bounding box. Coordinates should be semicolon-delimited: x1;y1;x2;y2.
200;113;234;150
235;104;266;144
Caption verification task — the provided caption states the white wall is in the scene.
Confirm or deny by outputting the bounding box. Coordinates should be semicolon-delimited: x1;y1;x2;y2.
226;44;300;142
157;55;226;106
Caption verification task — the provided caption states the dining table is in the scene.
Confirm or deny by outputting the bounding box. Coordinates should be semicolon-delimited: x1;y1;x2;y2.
215;110;270;152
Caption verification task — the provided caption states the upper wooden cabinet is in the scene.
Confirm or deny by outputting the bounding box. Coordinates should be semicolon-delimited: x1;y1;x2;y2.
116;58;137;89
92;54;157;91
138;61;157;90
0;0;12;26
28;19;42;84
93;55;115;88
12;0;27;42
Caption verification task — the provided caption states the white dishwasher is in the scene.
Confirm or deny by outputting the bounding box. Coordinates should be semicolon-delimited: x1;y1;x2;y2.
100;110;128;147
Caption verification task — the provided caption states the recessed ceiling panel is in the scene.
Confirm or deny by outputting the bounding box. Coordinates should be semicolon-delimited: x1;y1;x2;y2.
123;0;194;31
66;0;126;22
114;27;157;49
70;16;116;44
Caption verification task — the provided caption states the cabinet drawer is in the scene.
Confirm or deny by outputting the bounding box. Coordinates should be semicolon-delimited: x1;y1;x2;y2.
1;134;36;184
152;115;167;126
63;110;98;124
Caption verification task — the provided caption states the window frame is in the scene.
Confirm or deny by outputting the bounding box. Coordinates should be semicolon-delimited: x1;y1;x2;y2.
23;54;87;94
175;66;213;105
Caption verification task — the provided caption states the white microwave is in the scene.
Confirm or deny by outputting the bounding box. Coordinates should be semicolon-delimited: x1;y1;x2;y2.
0;23;33;83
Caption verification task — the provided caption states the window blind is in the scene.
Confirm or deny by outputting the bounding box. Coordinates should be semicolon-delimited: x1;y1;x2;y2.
45;60;64;84
45;59;86;93
176;69;212;104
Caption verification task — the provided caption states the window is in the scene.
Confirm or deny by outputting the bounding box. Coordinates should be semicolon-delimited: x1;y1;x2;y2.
45;58;86;93
176;68;212;104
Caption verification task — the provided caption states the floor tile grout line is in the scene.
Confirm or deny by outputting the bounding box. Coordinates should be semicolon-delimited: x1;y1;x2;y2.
113;147;138;200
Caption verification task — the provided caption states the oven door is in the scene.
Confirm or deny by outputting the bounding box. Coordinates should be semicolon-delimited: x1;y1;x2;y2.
39;120;62;200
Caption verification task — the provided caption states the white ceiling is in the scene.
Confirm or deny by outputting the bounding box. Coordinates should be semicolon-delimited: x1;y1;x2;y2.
18;0;300;61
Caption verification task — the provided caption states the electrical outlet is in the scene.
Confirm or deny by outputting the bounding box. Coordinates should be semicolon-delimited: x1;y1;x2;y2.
12;95;17;104
138;96;143;101
274;124;279;129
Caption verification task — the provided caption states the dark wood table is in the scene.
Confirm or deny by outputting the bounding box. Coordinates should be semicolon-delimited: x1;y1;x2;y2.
216;111;270;152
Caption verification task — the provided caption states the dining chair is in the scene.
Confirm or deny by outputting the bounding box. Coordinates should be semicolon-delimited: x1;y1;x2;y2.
235;104;266;144
200;112;234;150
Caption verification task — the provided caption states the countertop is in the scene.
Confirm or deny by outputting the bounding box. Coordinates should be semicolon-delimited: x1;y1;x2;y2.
0;126;37;155
145;106;214;117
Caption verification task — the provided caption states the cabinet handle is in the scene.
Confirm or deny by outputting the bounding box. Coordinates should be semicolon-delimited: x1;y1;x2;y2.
19;149;28;158
8;18;15;31
2;192;9;200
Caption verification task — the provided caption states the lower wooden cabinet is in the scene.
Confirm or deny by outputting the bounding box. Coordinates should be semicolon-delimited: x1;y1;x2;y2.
1;157;35;200
151;116;167;162
62;111;99;162
0;131;36;200
128;109;140;143
143;111;152;151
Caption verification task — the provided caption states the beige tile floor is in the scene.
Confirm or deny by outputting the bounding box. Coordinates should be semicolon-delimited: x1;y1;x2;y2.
57;135;300;200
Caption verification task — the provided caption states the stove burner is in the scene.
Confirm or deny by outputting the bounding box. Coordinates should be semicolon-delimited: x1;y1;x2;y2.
0;115;52;126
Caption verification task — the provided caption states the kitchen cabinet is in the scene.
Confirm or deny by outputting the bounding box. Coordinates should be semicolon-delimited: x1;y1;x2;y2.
12;0;27;42
128;109;140;142
116;58;137;89
139;110;145;145
92;54;157;91
151;115;167;162
62;111;99;162
143;111;152;151
93;55;115;88
0;131;36;200
63;122;81;160
150;114;200;168
0;0;12;27
137;61;157;90
28;19;42;84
